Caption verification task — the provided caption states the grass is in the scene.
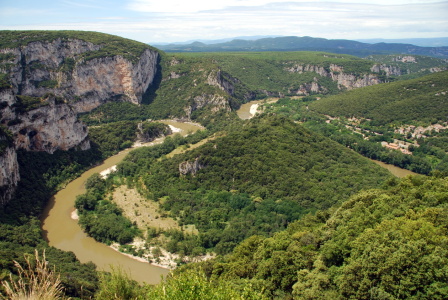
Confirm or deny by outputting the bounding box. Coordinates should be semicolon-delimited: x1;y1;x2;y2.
1;250;66;300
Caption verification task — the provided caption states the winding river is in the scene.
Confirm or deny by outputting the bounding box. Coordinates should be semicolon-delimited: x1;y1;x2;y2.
238;99;417;178
41;120;203;284
41;106;415;285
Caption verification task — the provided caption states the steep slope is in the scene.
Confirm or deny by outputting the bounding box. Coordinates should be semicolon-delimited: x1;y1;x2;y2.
119;115;390;254
310;71;448;125
0;31;160;204
191;175;448;299
0;31;159;112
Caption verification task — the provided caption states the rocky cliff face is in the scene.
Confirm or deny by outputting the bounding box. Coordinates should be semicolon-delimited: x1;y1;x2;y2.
370;64;403;76
0;146;19;206
0;37;159;204
286;63;384;93
1;39;158;112
182;70;232;118
179;157;204;176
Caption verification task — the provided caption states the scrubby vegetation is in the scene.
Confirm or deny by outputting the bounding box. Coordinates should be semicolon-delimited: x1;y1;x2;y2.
88;120;139;157
2;31;448;299
78;102;151;125
0;30;155;63
188;175;448;299
84;115;390;258
310;71;448;125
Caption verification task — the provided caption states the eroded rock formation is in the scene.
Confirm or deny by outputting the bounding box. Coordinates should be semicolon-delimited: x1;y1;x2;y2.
0;37;159;204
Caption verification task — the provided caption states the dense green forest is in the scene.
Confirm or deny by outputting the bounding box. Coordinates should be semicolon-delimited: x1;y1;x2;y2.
0;148;103;298
260;71;448;175
1;30;448;299
81;115;390;258
87;120;170;158
310;71;448;125
183;175;448;299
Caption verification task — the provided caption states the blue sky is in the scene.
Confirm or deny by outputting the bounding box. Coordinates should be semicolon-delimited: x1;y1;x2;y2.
0;0;447;44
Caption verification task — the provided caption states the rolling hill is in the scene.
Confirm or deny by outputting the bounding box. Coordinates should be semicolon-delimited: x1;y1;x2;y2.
309;71;448;125
157;36;448;59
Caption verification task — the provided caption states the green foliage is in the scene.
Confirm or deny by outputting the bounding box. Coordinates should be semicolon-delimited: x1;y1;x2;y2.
140;121;171;141
366;54;448;75
262;82;448;175
339;216;448;299
0;147;102;298
36;79;58;88
180;51;370;96
0;220;99;299
13;95;49;113
146;55;232;120
146;268;267;300
75;174;140;245
195;175;448;298
78;102;151;125
119;115;389;255
0;125;14;155
0;30;156;63
310;71;448;125
0;73;11;89
88;121;138;157
0;148;101;221
95;267;144;300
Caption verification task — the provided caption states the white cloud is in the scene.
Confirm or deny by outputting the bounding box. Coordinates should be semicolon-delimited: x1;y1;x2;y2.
127;0;446;13
0;0;446;43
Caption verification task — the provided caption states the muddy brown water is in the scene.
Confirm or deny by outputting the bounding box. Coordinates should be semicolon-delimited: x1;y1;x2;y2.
237;100;418;179
372;160;417;178
236;98;280;119
40;116;414;284
41;121;202;284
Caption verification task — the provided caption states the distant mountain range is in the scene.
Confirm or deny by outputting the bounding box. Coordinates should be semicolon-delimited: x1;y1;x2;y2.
356;37;448;47
155;36;448;59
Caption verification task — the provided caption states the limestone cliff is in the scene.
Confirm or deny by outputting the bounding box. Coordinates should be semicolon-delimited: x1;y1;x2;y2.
0;33;160;204
1;39;158;112
179;157;205;176
286;63;382;93
0;127;19;206
182;69;232;118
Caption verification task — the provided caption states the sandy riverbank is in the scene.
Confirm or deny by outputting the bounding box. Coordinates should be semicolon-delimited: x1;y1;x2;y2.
249;103;259;117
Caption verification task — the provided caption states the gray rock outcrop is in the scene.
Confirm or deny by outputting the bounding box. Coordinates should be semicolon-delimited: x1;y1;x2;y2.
0;37;159;205
179;158;204;176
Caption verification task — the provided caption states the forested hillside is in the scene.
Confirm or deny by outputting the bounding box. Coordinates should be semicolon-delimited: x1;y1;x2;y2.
1;31;448;300
181;175;448;299
90;115;390;257
310;71;448;125
260;71;448;175
157;36;448;59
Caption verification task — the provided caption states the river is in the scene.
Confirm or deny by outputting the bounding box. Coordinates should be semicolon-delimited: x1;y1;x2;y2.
41;120;203;284
372;160;417;178
41;108;415;284
237;98;279;119
237;99;417;179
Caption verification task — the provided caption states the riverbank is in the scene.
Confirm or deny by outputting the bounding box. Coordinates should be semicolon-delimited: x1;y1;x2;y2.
41;120;205;284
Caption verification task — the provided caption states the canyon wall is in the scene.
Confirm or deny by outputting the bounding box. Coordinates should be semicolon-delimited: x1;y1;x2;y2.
0;37;159;204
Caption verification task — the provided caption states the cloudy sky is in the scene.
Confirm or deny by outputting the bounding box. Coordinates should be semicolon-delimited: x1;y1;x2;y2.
0;0;447;44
